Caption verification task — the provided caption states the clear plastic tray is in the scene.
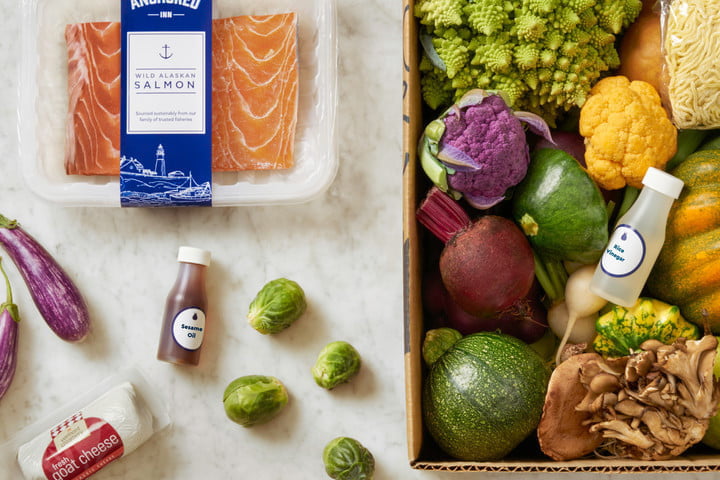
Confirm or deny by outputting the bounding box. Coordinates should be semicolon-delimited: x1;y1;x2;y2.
19;0;338;207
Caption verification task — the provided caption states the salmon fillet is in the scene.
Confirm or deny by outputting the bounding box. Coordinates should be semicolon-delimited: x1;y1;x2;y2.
65;22;121;175
64;14;298;175
212;14;299;171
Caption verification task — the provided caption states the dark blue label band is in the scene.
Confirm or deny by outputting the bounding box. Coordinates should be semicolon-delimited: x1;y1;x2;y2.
120;0;212;207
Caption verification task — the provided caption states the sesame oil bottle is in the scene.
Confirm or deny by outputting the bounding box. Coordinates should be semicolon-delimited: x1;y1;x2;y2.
157;246;211;366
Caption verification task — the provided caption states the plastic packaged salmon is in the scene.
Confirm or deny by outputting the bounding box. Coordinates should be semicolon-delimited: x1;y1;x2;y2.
19;0;338;207
0;366;170;480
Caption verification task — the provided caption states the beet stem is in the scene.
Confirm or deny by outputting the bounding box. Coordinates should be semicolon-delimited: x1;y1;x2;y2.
416;187;472;244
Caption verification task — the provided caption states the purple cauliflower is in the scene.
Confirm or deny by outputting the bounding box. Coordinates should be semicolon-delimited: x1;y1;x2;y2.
419;90;552;209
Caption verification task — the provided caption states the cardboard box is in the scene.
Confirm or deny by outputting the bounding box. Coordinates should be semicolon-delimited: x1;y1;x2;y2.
401;0;720;472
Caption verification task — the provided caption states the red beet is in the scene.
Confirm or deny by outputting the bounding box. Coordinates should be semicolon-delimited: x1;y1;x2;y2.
444;285;547;343
422;268;446;318
417;187;536;318
486;282;548;343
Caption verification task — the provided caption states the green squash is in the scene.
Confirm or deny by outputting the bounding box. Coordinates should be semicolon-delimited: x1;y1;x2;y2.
422;328;462;367
511;148;609;263
422;332;550;461
593;298;700;357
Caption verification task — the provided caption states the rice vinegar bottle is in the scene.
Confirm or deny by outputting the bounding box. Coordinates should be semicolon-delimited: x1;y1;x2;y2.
589;167;684;307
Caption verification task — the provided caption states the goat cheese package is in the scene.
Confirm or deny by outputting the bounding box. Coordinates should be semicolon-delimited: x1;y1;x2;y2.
18;383;151;479
0;367;170;480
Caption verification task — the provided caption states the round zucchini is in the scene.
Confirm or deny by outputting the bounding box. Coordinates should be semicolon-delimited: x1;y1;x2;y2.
422;332;550;461
511;148;609;264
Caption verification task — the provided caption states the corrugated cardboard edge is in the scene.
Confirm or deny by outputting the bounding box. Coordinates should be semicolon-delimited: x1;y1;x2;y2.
409;457;720;473
401;0;720;472
402;0;424;466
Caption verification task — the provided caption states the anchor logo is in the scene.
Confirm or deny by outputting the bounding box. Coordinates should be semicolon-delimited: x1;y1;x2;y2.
160;44;173;60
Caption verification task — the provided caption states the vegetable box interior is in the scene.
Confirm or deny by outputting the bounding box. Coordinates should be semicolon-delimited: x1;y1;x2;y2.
401;0;720;473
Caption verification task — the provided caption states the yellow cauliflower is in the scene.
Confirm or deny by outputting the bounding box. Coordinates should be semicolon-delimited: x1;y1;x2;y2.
579;76;677;190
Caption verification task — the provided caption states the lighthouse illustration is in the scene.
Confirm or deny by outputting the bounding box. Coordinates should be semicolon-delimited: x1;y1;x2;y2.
119;143;212;206
155;144;167;177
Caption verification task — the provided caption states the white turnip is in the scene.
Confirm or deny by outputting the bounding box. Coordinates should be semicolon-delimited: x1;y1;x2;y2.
553;264;608;364
548;302;597;345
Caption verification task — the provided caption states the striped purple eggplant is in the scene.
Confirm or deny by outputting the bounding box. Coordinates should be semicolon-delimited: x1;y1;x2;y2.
0;215;89;342
0;257;19;400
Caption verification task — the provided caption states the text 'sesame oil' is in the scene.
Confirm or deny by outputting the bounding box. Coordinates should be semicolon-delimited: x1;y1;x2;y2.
157;246;210;366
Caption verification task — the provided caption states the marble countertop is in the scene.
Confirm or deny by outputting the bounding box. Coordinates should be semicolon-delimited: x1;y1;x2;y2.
0;1;424;479
0;1;715;480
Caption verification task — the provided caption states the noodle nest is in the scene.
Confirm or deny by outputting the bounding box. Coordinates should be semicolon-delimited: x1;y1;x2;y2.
664;0;720;129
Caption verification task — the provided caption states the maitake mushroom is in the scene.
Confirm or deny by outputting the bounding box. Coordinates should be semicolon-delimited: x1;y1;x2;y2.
538;335;720;460
537;353;605;460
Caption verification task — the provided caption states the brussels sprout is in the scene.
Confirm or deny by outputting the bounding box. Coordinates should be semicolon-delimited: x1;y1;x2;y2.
312;341;361;390
223;375;289;427
323;437;375;480
248;278;307;334
422;327;462;367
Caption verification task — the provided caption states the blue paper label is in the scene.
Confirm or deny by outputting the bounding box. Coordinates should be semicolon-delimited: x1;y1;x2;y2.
120;0;212;207
600;224;646;277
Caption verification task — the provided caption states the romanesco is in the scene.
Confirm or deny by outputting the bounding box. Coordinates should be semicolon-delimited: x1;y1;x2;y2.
432;29;470;78
415;0;464;28
415;0;642;123
463;0;511;36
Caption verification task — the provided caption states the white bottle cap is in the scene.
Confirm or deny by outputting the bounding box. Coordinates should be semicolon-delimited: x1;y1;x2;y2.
642;167;684;199
177;246;211;266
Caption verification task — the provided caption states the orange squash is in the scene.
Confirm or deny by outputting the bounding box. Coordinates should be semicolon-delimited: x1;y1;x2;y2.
647;149;720;332
618;0;669;109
